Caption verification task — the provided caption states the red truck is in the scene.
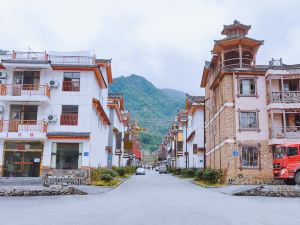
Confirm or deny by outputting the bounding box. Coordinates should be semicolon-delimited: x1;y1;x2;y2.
273;144;300;185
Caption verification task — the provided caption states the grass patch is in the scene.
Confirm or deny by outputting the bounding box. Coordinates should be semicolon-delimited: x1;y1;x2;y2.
116;174;131;179
193;179;226;188
91;180;122;187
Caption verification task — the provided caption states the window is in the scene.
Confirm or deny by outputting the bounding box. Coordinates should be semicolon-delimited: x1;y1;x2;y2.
62;72;80;91
239;78;256;96
287;147;298;156
242;145;258;167
239;111;258;130
10;105;38;121
55;143;80;169
60;105;78;125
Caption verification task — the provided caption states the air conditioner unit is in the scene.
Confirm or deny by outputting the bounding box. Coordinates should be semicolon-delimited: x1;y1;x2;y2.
49;80;59;88
48;114;58;122
0;71;7;79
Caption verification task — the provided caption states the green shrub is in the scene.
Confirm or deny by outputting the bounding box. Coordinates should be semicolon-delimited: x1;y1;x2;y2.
181;168;197;177
124;166;137;174
195;169;204;180
203;169;221;183
100;174;113;182
116;167;126;176
102;169;117;177
174;168;182;175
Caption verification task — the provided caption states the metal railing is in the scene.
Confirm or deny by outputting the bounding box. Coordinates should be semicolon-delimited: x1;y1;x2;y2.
0;84;50;97
0;51;95;65
0;120;48;132
269;91;300;103
49;55;95;65
271;126;300;139
0;52;47;61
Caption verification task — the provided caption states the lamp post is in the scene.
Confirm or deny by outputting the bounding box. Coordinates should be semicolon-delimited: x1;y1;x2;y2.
185;117;188;169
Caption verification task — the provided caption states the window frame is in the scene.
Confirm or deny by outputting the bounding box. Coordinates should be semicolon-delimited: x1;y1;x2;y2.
240;144;260;169
60;105;79;126
62;72;80;92
236;76;258;98
238;109;260;132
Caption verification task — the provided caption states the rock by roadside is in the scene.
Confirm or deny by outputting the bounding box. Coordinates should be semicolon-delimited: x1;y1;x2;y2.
235;185;300;197
0;185;87;197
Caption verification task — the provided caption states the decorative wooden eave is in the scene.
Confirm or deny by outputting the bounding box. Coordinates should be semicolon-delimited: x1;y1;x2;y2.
107;102;123;122
187;130;196;142
188;104;205;116
92;98;111;125
96;59;113;84
200;67;210;88
52;65;107;89
212;37;264;54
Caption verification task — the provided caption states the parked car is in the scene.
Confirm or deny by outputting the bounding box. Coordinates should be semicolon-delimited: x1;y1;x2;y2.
135;167;145;175
155;167;159;171
159;165;167;174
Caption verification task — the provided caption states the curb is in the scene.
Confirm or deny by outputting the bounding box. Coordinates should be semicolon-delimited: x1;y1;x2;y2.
191;180;227;188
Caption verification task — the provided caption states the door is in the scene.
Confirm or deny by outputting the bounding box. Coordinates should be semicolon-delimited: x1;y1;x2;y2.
3;151;41;177
12;72;23;96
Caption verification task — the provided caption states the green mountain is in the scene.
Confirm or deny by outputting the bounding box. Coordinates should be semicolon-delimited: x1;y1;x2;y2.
109;74;185;152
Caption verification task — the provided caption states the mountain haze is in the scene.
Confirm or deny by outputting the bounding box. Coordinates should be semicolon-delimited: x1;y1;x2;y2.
109;74;185;151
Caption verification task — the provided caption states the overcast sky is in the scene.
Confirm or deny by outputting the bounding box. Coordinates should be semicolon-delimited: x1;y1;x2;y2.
1;0;300;95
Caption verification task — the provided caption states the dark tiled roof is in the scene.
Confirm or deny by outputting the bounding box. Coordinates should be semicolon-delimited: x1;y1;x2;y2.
269;64;300;70
47;132;91;137
51;63;97;68
214;35;264;45
96;58;112;63
221;65;269;72
2;59;50;64
186;94;205;104
108;92;123;98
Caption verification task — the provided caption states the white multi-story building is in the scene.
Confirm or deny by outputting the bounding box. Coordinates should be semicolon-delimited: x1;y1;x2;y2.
0;50;112;177
107;93;129;168
183;94;205;168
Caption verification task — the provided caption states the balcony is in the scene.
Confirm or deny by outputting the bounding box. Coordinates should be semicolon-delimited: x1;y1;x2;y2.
0;84;50;102
0;120;48;139
271;126;300;139
269;91;300;104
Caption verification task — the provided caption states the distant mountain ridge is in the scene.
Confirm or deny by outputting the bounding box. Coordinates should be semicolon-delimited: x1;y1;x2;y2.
109;74;185;151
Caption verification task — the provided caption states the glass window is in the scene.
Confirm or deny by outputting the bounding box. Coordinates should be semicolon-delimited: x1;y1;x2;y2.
60;105;78;125
239;78;256;96
56;143;80;169
287;147;298;156
242;146;258;167
63;72;80;91
240;111;258;129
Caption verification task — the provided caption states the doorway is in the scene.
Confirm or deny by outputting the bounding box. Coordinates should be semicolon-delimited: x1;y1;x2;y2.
3;141;43;177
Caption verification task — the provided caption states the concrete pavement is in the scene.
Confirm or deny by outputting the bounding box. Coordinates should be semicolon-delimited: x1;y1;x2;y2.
0;170;300;225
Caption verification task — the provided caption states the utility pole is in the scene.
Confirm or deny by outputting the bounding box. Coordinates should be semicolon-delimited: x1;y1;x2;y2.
185;119;188;169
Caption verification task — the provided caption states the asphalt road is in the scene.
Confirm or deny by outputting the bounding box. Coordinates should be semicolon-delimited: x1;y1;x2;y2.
1;171;300;225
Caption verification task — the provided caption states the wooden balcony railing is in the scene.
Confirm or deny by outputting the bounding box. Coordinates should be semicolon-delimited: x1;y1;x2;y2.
0;84;50;97
0;120;48;132
271;126;300;139
269;91;300;103
62;81;80;92
60;114;78;126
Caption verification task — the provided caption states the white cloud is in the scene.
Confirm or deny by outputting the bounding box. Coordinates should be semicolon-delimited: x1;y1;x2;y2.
1;0;300;94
